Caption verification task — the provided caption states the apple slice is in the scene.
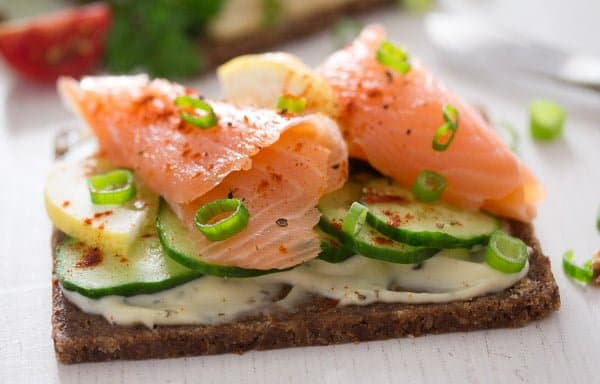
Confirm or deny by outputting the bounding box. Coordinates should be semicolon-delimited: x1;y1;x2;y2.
45;139;158;256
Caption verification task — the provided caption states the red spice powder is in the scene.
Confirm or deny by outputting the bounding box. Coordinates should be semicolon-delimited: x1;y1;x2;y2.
256;180;269;194
93;210;113;219
270;173;283;183
76;247;103;268
374;236;394;245
362;193;408;205
326;298;340;306
367;89;382;98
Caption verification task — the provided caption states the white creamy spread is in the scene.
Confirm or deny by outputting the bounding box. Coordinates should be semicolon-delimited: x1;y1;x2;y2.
63;250;528;328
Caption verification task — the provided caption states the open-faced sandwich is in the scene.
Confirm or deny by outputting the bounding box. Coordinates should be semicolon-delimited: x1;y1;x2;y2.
46;26;559;364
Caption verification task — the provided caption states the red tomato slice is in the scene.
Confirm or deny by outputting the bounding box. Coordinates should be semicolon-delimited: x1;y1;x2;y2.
0;3;111;83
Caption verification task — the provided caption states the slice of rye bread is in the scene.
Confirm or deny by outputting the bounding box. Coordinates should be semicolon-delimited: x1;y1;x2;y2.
196;0;393;69
52;222;560;364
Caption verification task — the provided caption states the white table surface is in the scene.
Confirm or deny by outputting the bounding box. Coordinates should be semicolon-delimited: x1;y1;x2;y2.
1;1;599;383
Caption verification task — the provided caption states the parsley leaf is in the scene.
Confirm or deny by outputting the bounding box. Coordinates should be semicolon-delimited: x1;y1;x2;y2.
104;0;223;78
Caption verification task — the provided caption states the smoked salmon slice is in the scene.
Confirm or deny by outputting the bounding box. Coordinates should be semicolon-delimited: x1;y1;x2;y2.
59;75;348;269
317;25;543;222
173;123;346;269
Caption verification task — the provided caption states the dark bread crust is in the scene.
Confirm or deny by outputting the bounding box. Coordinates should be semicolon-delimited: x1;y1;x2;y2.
52;222;560;364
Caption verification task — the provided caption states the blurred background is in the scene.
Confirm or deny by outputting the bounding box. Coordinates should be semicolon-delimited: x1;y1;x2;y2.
1;0;599;84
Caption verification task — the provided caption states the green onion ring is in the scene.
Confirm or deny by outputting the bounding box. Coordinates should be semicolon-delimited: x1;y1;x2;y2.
485;230;528;274
562;250;593;284
529;99;565;141
88;169;136;205
432;104;459;151
375;40;411;74
342;202;369;238
411;170;447;202
175;95;218;129
277;95;306;114
194;198;250;241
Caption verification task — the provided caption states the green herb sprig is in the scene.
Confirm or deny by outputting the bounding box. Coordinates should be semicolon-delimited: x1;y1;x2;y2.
104;0;223;78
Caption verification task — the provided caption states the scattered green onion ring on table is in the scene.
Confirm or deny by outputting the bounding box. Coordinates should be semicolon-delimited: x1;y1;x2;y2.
87;169;136;205
342;202;369;238
529;99;565;141
194;198;250;241
175;95;218;129
411;170;447;202
562;250;594;284
485;230;528;273
277;95;306;113
376;40;411;74
432;104;459;151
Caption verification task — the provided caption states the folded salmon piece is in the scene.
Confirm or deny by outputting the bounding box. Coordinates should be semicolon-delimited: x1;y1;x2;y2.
317;25;543;222
59;75;348;269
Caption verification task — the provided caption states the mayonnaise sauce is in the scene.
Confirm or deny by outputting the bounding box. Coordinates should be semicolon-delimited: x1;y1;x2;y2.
63;250;528;328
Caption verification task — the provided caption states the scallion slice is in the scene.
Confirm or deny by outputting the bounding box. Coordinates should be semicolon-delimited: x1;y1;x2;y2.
375;40;411;74
277;95;306;114
562;250;593;284
411;170;447;202
485;230;528;274
342;202;369;238
432;104;459;151
529;99;565;141
175;95;217;129
194;198;250;241
88;169;136;205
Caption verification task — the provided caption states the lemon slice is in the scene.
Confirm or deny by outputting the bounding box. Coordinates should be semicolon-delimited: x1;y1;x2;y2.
218;52;338;117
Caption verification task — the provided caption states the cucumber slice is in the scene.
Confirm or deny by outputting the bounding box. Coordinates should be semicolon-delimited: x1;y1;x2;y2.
318;182;438;264
363;178;499;248
157;202;283;277
318;181;363;241
353;225;438;264
316;227;355;263
56;233;203;298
